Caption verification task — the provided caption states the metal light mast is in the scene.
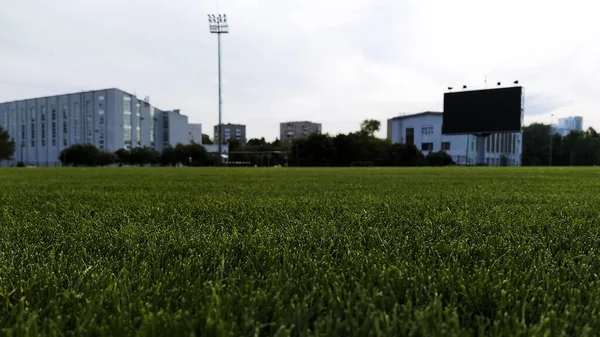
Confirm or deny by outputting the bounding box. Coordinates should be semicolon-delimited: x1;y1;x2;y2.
208;14;229;165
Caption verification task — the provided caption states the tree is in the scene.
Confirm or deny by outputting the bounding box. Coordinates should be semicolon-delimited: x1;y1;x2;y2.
387;143;425;166
522;123;552;166
185;143;208;166
95;151;116;167
160;147;178;167
228;139;242;152
114;149;130;166
59;144;114;167
202;134;214;144
426;150;454;166
521;124;600;166
129;147;160;166
247;138;267;147
291;133;336;166
174;143;209;166
0;126;15;162
360;119;381;137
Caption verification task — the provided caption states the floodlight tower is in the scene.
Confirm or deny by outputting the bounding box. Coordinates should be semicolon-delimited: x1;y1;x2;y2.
208;14;229;165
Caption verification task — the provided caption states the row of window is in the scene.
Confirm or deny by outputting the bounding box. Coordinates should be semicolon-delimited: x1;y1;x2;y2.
1;97;105;149
486;133;518;154
123;97;157;149
421;142;452;152
3;95;158;151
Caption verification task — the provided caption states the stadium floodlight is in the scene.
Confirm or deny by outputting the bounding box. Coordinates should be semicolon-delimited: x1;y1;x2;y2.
208;13;229;165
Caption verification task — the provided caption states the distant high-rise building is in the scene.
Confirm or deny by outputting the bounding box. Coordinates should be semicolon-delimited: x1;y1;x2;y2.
0;88;200;166
214;123;246;144
553;116;583;136
280;121;322;141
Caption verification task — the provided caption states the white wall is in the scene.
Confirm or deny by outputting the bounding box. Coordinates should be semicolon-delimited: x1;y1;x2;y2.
390;114;477;165
188;123;202;144
389;113;522;166
167;111;189;147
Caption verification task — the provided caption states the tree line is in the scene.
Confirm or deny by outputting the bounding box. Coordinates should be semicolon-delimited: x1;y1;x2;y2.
58;143;215;167
522;124;600;166
2;121;600;167
225;119;453;167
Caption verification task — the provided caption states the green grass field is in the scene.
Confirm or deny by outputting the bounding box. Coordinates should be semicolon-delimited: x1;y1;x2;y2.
1;167;600;336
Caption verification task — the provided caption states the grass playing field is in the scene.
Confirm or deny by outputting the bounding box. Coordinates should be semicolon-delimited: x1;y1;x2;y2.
1;167;600;336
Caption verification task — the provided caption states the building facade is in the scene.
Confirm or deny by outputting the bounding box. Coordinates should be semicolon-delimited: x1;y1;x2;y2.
280;121;322;142
214;123;246;144
0;88;201;166
553;116;583;136
387;112;522;166
188;123;203;144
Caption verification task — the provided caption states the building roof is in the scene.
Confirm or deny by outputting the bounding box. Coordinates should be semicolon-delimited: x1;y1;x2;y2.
281;121;320;124
389;111;442;121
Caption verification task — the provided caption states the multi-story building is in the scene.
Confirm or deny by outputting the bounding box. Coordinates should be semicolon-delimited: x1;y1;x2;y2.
553;116;583;136
387;111;522;166
214;123;246;144
280;121;322;141
0;88;201;166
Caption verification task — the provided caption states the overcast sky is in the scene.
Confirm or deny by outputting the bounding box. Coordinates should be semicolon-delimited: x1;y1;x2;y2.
1;0;598;140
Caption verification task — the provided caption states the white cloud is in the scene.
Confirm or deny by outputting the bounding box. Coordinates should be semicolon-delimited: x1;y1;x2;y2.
1;0;599;140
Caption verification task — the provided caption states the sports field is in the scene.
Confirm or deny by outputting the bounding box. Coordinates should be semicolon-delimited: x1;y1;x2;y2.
1;167;599;336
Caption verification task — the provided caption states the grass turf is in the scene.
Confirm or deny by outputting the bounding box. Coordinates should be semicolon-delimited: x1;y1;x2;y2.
0;167;599;336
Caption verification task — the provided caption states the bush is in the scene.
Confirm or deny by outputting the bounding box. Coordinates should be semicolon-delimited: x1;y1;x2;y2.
426;150;454;166
59;144;115;167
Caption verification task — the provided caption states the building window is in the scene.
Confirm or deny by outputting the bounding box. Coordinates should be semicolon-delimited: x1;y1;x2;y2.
421;142;433;151
30;107;36;147
149;107;155;147
86;100;93;144
74;102;81;144
51;105;57;146
163;114;169;146
441;142;451;151
1;109;6;131
123;97;132;148
97;97;105;149
136;103;141;146
20;109;25;147
41;106;46;147
406;128;414;145
421;126;434;135
11;109;16;144
62;104;68;147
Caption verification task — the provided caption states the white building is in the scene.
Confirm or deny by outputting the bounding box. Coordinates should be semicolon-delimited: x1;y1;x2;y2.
0;88;202;166
387;111;523;166
187;123;203;144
